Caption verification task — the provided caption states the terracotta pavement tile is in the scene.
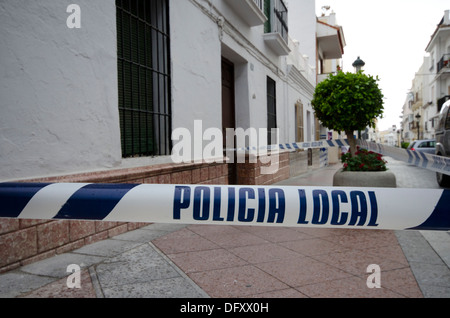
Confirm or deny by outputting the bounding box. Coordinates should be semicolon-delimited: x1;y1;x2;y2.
380;268;423;298
248;288;309;298
296;276;403;298
320;230;396;250
238;226;313;243
228;243;300;264
363;243;410;266
152;228;219;254
168;248;248;273
21;269;96;298
311;249;408;277
292;227;354;238
255;255;352;287
203;231;268;249
357;230;401;246
187;225;242;237
280;238;351;256
188;265;289;298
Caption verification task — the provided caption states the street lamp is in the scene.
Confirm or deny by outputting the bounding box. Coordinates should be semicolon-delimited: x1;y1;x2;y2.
353;56;366;139
415;114;421;140
352;56;365;72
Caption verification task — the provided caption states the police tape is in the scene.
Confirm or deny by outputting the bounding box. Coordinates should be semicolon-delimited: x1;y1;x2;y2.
1;183;449;231
229;139;450;176
357;140;450;176
228;139;348;153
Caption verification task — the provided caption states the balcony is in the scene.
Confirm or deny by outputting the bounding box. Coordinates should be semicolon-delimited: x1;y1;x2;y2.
263;0;290;56
317;72;337;83
411;98;423;112
437;53;450;73
317;20;345;59
225;0;267;27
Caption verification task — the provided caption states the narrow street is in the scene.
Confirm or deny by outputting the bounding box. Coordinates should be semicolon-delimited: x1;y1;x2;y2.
385;156;450;297
385;156;446;190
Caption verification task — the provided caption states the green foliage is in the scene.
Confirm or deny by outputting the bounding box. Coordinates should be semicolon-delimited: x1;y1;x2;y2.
401;142;410;149
311;71;384;133
341;148;387;172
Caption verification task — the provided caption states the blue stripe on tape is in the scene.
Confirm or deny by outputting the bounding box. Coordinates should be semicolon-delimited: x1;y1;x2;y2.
410;190;450;231
419;152;428;169
53;183;139;221
414;152;421;167
406;150;414;164
0;183;51;218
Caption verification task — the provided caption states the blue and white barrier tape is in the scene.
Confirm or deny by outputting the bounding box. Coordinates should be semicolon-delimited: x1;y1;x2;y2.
230;139;450;176
358;140;450;176
1;183;449;231
229;139;348;153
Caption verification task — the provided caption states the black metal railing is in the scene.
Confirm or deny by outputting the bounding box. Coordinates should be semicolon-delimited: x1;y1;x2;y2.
116;0;172;158
264;0;288;43
437;54;450;73
253;0;263;11
273;0;288;43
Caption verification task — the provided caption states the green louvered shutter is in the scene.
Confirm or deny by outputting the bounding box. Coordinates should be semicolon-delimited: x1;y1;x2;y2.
116;0;171;158
264;0;271;33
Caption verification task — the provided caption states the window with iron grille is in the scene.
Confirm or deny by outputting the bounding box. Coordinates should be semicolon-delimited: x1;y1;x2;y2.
116;0;171;158
267;77;277;144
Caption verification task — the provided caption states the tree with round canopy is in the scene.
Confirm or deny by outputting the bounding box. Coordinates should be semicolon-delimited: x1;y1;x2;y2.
311;71;384;156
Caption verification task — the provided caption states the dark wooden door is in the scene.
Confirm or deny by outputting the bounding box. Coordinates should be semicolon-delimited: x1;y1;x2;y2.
221;58;236;184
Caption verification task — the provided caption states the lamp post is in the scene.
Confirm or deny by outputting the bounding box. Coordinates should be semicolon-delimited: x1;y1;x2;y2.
353;57;366;139
415;114;421;140
352;56;365;73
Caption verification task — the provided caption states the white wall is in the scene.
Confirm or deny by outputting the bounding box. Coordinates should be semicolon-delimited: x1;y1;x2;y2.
171;0;223;132
288;0;317;70
0;0;121;181
179;0;295;145
0;0;319;181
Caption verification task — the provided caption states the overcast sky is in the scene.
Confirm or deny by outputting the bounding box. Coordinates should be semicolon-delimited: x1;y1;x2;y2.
314;0;449;131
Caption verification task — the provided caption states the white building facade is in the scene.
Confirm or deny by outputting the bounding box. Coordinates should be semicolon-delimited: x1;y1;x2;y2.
0;1;352;271
426;9;450;118
402;10;450;144
0;0;319;183
424;9;450;140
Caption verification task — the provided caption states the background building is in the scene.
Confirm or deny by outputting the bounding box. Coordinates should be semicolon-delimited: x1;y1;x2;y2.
427;10;450;116
402;9;450;143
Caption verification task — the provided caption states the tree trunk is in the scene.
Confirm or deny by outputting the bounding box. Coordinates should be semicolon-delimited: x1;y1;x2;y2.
346;130;357;157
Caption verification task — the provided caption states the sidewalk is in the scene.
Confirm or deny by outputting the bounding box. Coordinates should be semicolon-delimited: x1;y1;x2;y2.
1;161;449;298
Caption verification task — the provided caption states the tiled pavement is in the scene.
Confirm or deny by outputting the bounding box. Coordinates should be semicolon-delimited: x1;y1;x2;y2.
1;158;449;298
153;224;421;298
